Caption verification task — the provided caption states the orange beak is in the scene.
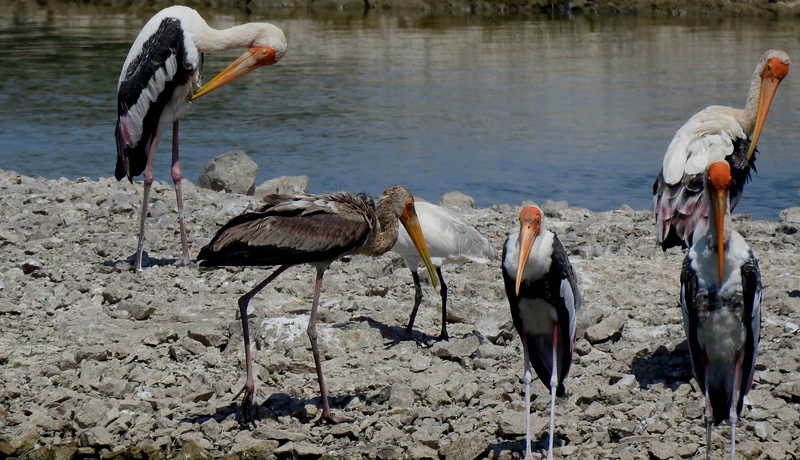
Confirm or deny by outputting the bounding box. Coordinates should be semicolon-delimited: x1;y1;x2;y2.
745;57;789;162
399;202;438;289
191;46;278;100
515;222;538;296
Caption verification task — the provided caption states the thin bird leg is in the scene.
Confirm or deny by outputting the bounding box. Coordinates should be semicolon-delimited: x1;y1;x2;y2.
729;352;743;460
436;267;449;341
522;334;534;460
233;264;291;423
402;271;424;339
387;271;424;347
705;368;713;460
548;322;558;460
134;135;158;272
307;267;352;424
171;120;190;266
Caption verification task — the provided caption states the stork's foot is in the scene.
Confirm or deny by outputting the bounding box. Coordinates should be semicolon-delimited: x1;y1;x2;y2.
179;260;198;269
233;383;256;426
322;412;355;424
385;331;426;348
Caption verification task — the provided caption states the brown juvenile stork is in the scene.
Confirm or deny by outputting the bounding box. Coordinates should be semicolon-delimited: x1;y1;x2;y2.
197;186;437;424
653;49;789;250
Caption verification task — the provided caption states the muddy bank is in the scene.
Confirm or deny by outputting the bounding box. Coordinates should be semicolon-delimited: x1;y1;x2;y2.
0;169;798;459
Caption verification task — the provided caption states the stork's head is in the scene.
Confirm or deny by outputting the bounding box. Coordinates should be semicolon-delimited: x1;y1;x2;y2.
745;49;790;161
515;205;542;295
191;23;287;100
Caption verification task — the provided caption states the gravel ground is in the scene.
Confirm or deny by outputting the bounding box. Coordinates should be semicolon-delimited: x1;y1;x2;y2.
0;169;798;459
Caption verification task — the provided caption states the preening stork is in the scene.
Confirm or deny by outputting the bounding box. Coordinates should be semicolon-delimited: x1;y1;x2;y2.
391;201;494;342
680;161;762;460
653;49;789;251
502;205;581;460
115;5;286;271
197;186;437;424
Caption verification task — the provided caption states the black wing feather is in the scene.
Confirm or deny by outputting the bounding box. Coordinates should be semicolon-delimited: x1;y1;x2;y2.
680;254;706;395
115;17;195;181
737;252;761;416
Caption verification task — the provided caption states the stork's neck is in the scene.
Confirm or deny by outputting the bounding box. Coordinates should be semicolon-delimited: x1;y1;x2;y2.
194;22;282;53
367;203;400;256
740;64;764;135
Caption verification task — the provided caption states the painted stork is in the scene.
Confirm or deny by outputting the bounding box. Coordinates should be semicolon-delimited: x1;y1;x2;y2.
653;49;789;250
680;161;762;460
115;5;286;271
391;201;494;342
197;186;437;424
502;205;581;460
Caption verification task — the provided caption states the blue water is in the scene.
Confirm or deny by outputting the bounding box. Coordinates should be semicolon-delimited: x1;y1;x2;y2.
1;7;799;220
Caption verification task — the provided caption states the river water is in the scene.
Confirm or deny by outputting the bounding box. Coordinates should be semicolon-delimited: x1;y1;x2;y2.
1;4;798;220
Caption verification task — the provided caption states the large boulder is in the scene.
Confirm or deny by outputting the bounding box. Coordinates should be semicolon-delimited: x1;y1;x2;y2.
439;191;475;210
255;175;309;197
198;150;257;195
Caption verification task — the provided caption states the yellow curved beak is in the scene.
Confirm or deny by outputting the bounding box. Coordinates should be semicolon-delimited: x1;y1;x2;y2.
191;46;278;101
515;223;537;296
399;204;438;289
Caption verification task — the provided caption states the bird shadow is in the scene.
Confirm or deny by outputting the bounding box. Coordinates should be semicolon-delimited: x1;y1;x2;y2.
179;391;363;429
488;433;568;459
788;290;800;298
349;315;442;348
630;343;693;390
99;251;196;272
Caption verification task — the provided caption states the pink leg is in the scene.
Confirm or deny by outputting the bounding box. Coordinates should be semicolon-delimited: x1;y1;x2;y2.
134;136;157;272
704;362;713;460
171;120;190;266
233;264;291;423
547;323;558;460
522;334;533;460
729;352;742;460
308;267;352;424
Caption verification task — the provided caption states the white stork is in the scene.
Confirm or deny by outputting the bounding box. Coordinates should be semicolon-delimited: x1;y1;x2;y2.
502;205;581;460
115;5;286;271
197;186;437;424
680;161;762;460
653;49;789;250
391;200;494;342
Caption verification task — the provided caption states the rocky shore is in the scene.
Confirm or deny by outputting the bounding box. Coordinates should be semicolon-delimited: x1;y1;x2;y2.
0;169;799;459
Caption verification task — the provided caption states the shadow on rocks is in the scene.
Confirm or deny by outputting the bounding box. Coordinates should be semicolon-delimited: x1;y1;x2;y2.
631;344;693;389
180;392;363;428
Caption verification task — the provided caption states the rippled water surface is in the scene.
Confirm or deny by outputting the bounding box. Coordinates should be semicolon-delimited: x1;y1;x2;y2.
1;5;799;219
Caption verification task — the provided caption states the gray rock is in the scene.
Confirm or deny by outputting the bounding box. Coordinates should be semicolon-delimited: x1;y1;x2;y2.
439;191;475;210
388;383;416;408
187;327;229;348
430;334;480;360
78;426;114;447
584;313;626;344
117;299;155;320
256;175;309;197
101;285;130;305
143;329;179;346
439;433;487;460
198;150;257;195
